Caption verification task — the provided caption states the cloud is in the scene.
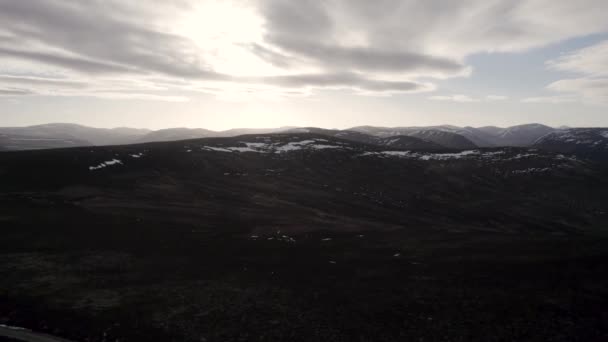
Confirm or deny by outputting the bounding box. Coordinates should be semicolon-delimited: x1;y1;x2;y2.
257;0;608;65
1;0;608;100
538;40;608;104
428;94;480;103
0;1;220;78
84;93;190;102
0;48;133;75
0;75;88;88
259;73;434;93
547;40;608;76
0;87;34;96
256;36;469;76
429;94;509;102
522;96;578;104
548;77;608;104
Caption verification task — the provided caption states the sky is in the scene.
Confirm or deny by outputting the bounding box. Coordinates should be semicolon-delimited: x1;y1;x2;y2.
1;0;608;130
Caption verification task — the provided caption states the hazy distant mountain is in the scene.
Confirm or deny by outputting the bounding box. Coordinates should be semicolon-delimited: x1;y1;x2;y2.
0;123;151;150
137;128;218;143
0;132;92;151
533;128;608;160
220;127;296;136
476;126;505;135
493;123;556;146
138;127;295;143
407;130;477;149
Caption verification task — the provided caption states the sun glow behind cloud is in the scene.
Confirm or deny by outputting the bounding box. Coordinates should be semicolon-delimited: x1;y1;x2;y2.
174;1;279;77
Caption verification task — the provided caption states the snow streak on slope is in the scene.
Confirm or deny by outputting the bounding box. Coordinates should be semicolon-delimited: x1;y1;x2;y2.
89;159;122;171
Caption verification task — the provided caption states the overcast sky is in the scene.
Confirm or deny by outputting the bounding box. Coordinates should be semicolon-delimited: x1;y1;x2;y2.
1;0;608;129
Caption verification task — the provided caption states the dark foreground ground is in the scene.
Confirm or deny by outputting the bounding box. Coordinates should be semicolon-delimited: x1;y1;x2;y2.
1;134;608;341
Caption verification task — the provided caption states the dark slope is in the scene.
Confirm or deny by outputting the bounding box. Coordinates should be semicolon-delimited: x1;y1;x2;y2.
0;133;604;233
1;134;608;342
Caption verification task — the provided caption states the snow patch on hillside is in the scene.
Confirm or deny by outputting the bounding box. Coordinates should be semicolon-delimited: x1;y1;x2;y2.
512;168;551;174
89;159;122;171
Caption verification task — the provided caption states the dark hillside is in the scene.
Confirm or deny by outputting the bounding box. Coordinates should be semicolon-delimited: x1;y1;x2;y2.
1;134;607;342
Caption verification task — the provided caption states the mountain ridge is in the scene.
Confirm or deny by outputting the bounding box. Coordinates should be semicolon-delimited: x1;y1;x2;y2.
1;122;606;153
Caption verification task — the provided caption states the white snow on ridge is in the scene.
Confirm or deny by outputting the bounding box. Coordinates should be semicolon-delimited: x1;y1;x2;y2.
201;139;344;154
309;144;342;150
244;142;269;149
364;150;484;160
385;138;400;146
0;324;27;331
203;146;233;152
89;159;122;171
419;150;478;160
275;141;309;152
360;149;577;163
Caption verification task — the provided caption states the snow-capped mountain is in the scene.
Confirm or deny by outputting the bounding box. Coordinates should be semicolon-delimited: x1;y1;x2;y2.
350;123;559;147
533;128;608;159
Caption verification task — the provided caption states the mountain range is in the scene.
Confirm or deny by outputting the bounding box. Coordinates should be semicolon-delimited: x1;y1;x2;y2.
2;122;604;152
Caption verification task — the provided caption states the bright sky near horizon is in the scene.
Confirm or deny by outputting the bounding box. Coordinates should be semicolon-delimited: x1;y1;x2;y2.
1;0;608;130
